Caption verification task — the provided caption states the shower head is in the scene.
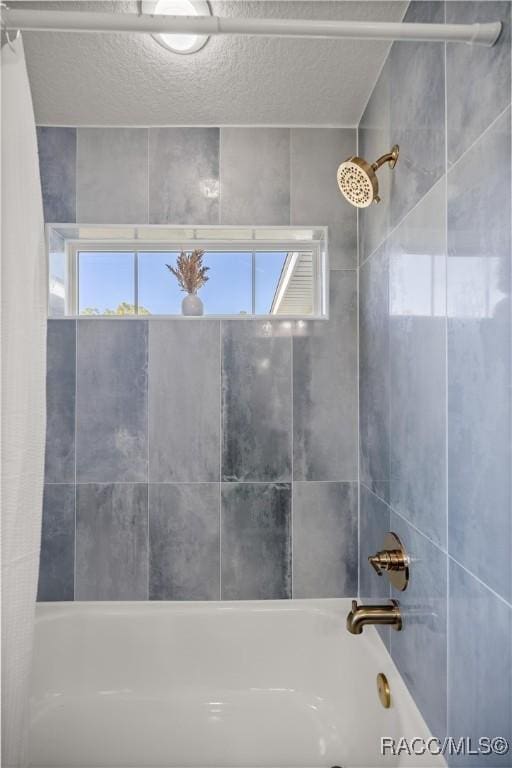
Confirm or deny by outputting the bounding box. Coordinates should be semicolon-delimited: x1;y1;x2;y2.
337;145;399;208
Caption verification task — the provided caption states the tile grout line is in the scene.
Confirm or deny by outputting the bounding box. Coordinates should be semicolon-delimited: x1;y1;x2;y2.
146;321;150;601
386;138;392;630
146;127;150;224
361;481;446;553
37;122;361;130
359;175;445;272
356;124;361;600
218;127;222;226
354;116;361;599
72;127;79;606
73;319;78;600
446;100;511;175
448;555;512;612
289;129;294;601
360;481;512;612
444;19;451;742
359;101;512;274
46;478;354;485
219;320;222;600
75;127;78;224
290;329;294;600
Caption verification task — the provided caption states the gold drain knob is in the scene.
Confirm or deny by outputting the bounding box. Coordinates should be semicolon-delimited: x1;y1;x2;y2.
377;672;391;709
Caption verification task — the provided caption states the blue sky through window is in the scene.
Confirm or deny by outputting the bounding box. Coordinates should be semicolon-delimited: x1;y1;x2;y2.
78;250;289;316
79;252;135;314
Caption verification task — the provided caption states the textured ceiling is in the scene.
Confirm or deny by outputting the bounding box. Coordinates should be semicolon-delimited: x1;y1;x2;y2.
17;0;408;126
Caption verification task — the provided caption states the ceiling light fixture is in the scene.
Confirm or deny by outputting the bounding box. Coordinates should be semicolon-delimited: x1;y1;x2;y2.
151;0;210;54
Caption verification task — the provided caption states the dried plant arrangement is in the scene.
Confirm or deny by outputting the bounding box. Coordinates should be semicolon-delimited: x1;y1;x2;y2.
166;249;209;295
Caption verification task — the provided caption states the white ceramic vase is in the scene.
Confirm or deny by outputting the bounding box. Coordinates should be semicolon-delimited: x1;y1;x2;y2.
182;293;204;316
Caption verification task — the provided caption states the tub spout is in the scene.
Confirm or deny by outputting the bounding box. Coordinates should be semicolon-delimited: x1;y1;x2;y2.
346;599;402;635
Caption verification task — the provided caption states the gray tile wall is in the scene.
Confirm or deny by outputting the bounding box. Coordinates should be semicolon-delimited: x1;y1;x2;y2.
358;1;512;757
76;128;149;223
76;320;148;483
37;127;76;223
37;126;359;602
220;128;290;225
149;127;220;225
148;320;220;483
149;483;220;601
76;483;149;601
222;320;292;483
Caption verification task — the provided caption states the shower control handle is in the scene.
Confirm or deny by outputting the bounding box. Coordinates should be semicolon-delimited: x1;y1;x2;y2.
368;549;405;575
367;532;409;591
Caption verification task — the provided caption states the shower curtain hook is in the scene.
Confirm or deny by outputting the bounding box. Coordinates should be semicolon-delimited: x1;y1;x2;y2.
0;3;20;52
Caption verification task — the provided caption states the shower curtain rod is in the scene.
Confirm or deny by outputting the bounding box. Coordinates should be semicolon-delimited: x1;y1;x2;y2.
0;8;503;47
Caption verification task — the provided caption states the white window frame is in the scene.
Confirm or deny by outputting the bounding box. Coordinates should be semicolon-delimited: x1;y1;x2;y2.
48;224;329;319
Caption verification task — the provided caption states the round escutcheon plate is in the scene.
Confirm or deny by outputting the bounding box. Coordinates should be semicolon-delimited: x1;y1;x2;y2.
377;672;391;709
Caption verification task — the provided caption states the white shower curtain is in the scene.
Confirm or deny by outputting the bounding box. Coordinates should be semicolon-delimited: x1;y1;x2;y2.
1;35;47;768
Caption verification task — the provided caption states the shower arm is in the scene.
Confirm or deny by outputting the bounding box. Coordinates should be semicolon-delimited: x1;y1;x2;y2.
371;146;400;172
0;8;504;47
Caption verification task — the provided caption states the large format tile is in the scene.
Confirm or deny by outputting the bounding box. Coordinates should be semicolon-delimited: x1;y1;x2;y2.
37;127;76;223
220;128;290;225
149;128;219;225
359;484;391;650
447;108;511;602
222;321;292;482
360;244;390;502
448;561;512;766
37;484;75;601
389;1;445;230
447;2;511;166
389;180;447;547
77;128;148;223
76;320;148;483
359;485;390;601
76;483;148;600
290;128;357;269
149;320;220;482
45;320;76;484
149;484;220;601
292;482;357;598
221;483;291;600
360;2;445;263
358;57;392;264
293;270;357;481
389;512;447;740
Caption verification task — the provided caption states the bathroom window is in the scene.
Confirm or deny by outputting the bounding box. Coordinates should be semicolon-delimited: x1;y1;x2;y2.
48;225;328;318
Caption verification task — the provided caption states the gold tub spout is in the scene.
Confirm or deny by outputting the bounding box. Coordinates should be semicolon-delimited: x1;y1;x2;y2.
346;599;402;635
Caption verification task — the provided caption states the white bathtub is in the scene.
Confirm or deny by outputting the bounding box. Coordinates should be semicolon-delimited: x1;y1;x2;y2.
29;599;443;768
